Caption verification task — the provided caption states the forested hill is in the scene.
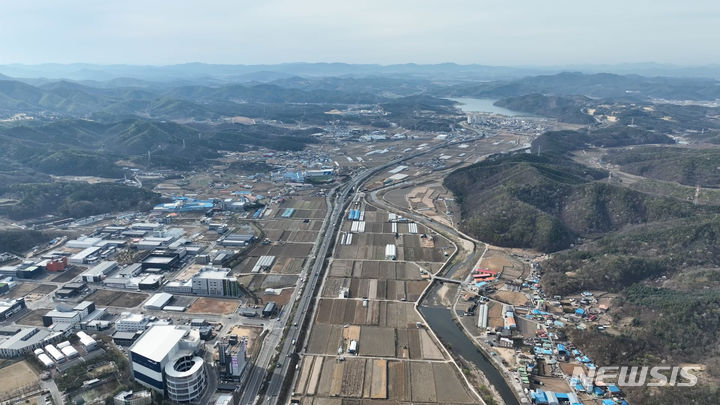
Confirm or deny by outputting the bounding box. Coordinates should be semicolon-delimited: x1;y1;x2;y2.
444;153;705;252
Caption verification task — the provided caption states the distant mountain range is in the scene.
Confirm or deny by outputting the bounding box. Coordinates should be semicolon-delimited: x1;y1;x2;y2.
2;62;720;84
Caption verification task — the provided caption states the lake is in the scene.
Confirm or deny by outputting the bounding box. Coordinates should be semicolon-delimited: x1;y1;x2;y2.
448;97;525;116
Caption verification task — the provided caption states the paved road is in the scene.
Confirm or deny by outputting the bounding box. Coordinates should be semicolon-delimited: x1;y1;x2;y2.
256;141;467;405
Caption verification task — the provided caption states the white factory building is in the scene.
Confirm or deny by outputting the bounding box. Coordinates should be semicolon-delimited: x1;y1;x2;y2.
116;313;150;332
130;325;206;402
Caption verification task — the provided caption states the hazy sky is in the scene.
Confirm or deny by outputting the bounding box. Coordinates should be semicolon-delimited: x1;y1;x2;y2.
1;0;719;65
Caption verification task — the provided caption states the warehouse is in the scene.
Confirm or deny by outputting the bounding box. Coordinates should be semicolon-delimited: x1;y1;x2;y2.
262;302;276;317
81;261;118;283
113;331;141;347
138;274;163;290
141;254;179;271
220;233;254;247
144;293;173;310
66;236;104;249
45;344;65;363
0;298;26;320
42;309;81;328
55;282;87;298
69;246;102;264
61;345;79;359
76;331;97;351
131;222;163;231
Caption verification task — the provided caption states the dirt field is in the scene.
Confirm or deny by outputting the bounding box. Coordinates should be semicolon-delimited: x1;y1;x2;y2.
16;309;51;326
174;264;205;281
480;249;529;281
187;297;239;314
226;325;262;355
4;283;37;299
0;361;38;395
51;266;84;283
85;290;148;307
487;301;504;329
259;288;294;306
491;290;529;306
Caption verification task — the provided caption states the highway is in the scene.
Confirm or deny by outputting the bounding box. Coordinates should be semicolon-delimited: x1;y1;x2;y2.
253;141;463;405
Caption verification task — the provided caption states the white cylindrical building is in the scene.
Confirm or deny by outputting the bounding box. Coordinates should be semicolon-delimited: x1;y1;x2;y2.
164;355;206;402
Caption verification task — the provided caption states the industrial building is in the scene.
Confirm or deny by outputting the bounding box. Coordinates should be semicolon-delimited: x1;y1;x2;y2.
81;261;118;283
144;293;173;310
55;282;88;298
0;262;43;279
262;302;276;317
141;253;180;271
0;327;62;358
113;331;142;347
116;313;150;332
42;301;102;329
191;267;241;297
0;298;26;320
76;331;98;351
220;233;254;247
130;325;206;401
69;246;102;264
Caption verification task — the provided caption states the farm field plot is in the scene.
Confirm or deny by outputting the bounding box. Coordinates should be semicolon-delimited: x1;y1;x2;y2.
327;260;424;281
186;297;239;314
304;358;474;404
410;362;436;402
261;219;323;231
282;198;327;210
314;299;421;328
271;257;305;274
431;362;475;402
247;242;312;259
279;230;319;243
321;277;426;301
306;324;344;354
358;327;396;357
85;290;148;307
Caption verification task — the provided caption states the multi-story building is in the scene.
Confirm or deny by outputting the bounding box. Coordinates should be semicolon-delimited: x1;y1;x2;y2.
129;325;206;402
116;313;150;332
191;267;240;297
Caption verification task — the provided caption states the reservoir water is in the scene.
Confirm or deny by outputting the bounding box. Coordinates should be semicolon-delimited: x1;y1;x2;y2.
448;97;525;116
